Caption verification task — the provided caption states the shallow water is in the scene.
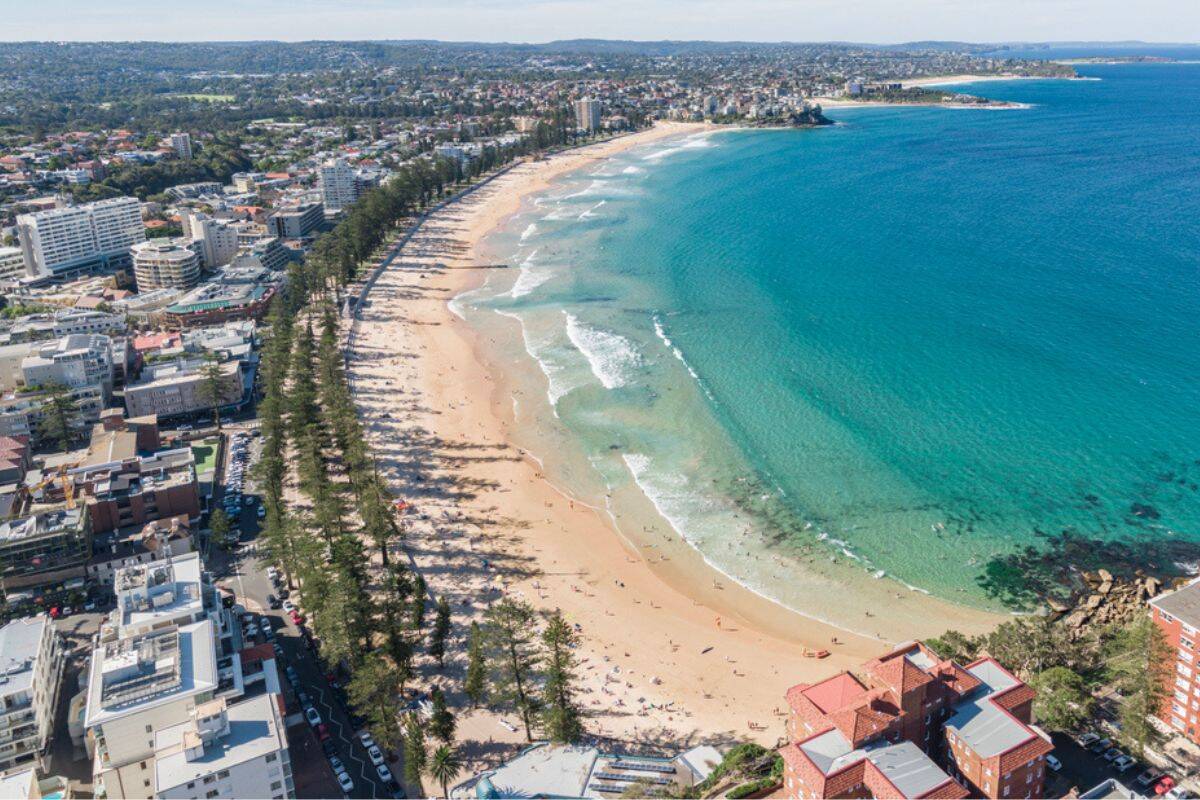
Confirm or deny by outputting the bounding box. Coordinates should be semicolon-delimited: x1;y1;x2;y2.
457;63;1200;615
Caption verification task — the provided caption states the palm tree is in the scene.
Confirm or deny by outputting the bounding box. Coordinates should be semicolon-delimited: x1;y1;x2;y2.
429;744;463;799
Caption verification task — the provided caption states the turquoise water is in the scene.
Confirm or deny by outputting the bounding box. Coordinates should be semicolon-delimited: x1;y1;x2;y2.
460;63;1200;616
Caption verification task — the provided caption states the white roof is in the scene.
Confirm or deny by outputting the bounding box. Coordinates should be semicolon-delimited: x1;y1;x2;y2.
0;616;48;700
457;743;598;798
155;693;286;791
84;619;217;729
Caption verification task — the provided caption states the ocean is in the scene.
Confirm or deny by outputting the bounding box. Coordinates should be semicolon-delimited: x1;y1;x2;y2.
454;62;1200;623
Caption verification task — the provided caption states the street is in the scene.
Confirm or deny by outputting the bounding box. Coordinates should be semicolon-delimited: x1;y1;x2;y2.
207;422;403;800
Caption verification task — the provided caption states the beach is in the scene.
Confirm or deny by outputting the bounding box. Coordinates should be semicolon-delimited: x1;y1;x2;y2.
347;123;1001;759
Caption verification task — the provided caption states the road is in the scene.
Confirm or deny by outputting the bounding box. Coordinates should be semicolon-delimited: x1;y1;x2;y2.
207;423;401;800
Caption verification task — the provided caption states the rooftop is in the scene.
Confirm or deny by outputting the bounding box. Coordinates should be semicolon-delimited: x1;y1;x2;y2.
84;619;217;729
1150;577;1200;629
944;659;1032;759
0;616;48;699
796;729;957;797
154;693;286;792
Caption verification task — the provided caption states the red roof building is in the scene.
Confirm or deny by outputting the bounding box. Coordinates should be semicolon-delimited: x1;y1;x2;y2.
781;641;1054;799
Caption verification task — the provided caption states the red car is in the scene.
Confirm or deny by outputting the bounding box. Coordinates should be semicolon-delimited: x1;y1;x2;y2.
316;723;331;742
290;611;306;625
1155;777;1176;796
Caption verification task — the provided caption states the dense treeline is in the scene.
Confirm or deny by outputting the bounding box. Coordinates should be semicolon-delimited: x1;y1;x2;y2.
253;142;612;793
72;139;251;201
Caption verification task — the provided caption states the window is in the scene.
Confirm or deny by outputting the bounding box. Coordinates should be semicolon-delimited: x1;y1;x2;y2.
145;724;153;733
203;775;216;784
1182;649;1195;664
217;770;229;779
266;753;278;763
206;791;219;799
1184;637;1195;650
270;781;282;791
1179;663;1193;678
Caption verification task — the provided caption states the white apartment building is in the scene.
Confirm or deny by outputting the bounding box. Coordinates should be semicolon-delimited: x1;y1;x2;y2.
153;695;293;800
574;98;601;131
17;197;145;278
0;617;65;773
131;242;202;291
170;133;193;161
84;552;286;800
318;159;360;212
0;246;27;282
180;213;238;269
21;334;114;401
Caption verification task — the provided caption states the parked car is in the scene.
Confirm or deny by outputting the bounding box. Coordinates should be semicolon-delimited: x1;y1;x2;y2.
1166;790;1196;800
1088;737;1112;753
282;600;297;614
1137;770;1166;788
1078;732;1101;748
335;771;354;794
1114;755;1137;773
330;756;346;773
1045;755;1062;772
316;723;331;742
321;739;337;758
304;706;322;727
291;611;306;625
377;764;394;783
368;745;385;766
359;730;376;749
1102;748;1124;762
285;666;298;684
267;594;281;609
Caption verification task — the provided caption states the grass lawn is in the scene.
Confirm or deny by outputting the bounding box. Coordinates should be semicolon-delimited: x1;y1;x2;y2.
192;438;220;474
170;93;235;102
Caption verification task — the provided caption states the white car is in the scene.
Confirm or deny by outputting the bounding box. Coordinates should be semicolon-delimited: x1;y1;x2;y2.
336;770;354;794
368;745;385;766
376;764;393;783
283;600;297;614
304;706;322;727
359;731;376;749
1045;754;1062;772
257;506;267;519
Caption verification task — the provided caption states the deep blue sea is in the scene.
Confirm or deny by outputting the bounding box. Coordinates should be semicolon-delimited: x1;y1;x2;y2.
459;62;1200;618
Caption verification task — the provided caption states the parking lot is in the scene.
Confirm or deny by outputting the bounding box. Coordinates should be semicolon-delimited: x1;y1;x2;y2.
1047;731;1195;798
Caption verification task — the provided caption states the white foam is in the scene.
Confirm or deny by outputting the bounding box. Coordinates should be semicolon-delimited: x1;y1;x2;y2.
641;132;717;162
519;222;538;242
652;314;716;403
509;250;553;299
494;309;582;410
622;165;644;175
620;452;886;640
579;200;606;220
563;312;643;390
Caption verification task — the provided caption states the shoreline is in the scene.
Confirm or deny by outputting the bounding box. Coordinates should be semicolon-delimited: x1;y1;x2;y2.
348;122;1001;752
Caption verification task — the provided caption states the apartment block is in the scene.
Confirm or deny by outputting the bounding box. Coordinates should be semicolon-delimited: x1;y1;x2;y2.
0;246;27;282
124;358;243;421
71;439;201;535
17;198;145;278
0;385;104;443
0;509;92;604
153;695;293;800
0;617;65;773
21;334;114;401
781;641;1053;800
318;158;360;211
1149;577;1200;741
170;133;193;161
270;203;323;239
131;242;202;292
180;213;238;270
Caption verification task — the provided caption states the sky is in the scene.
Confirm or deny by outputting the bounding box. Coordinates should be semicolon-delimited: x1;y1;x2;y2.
0;0;1196;44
